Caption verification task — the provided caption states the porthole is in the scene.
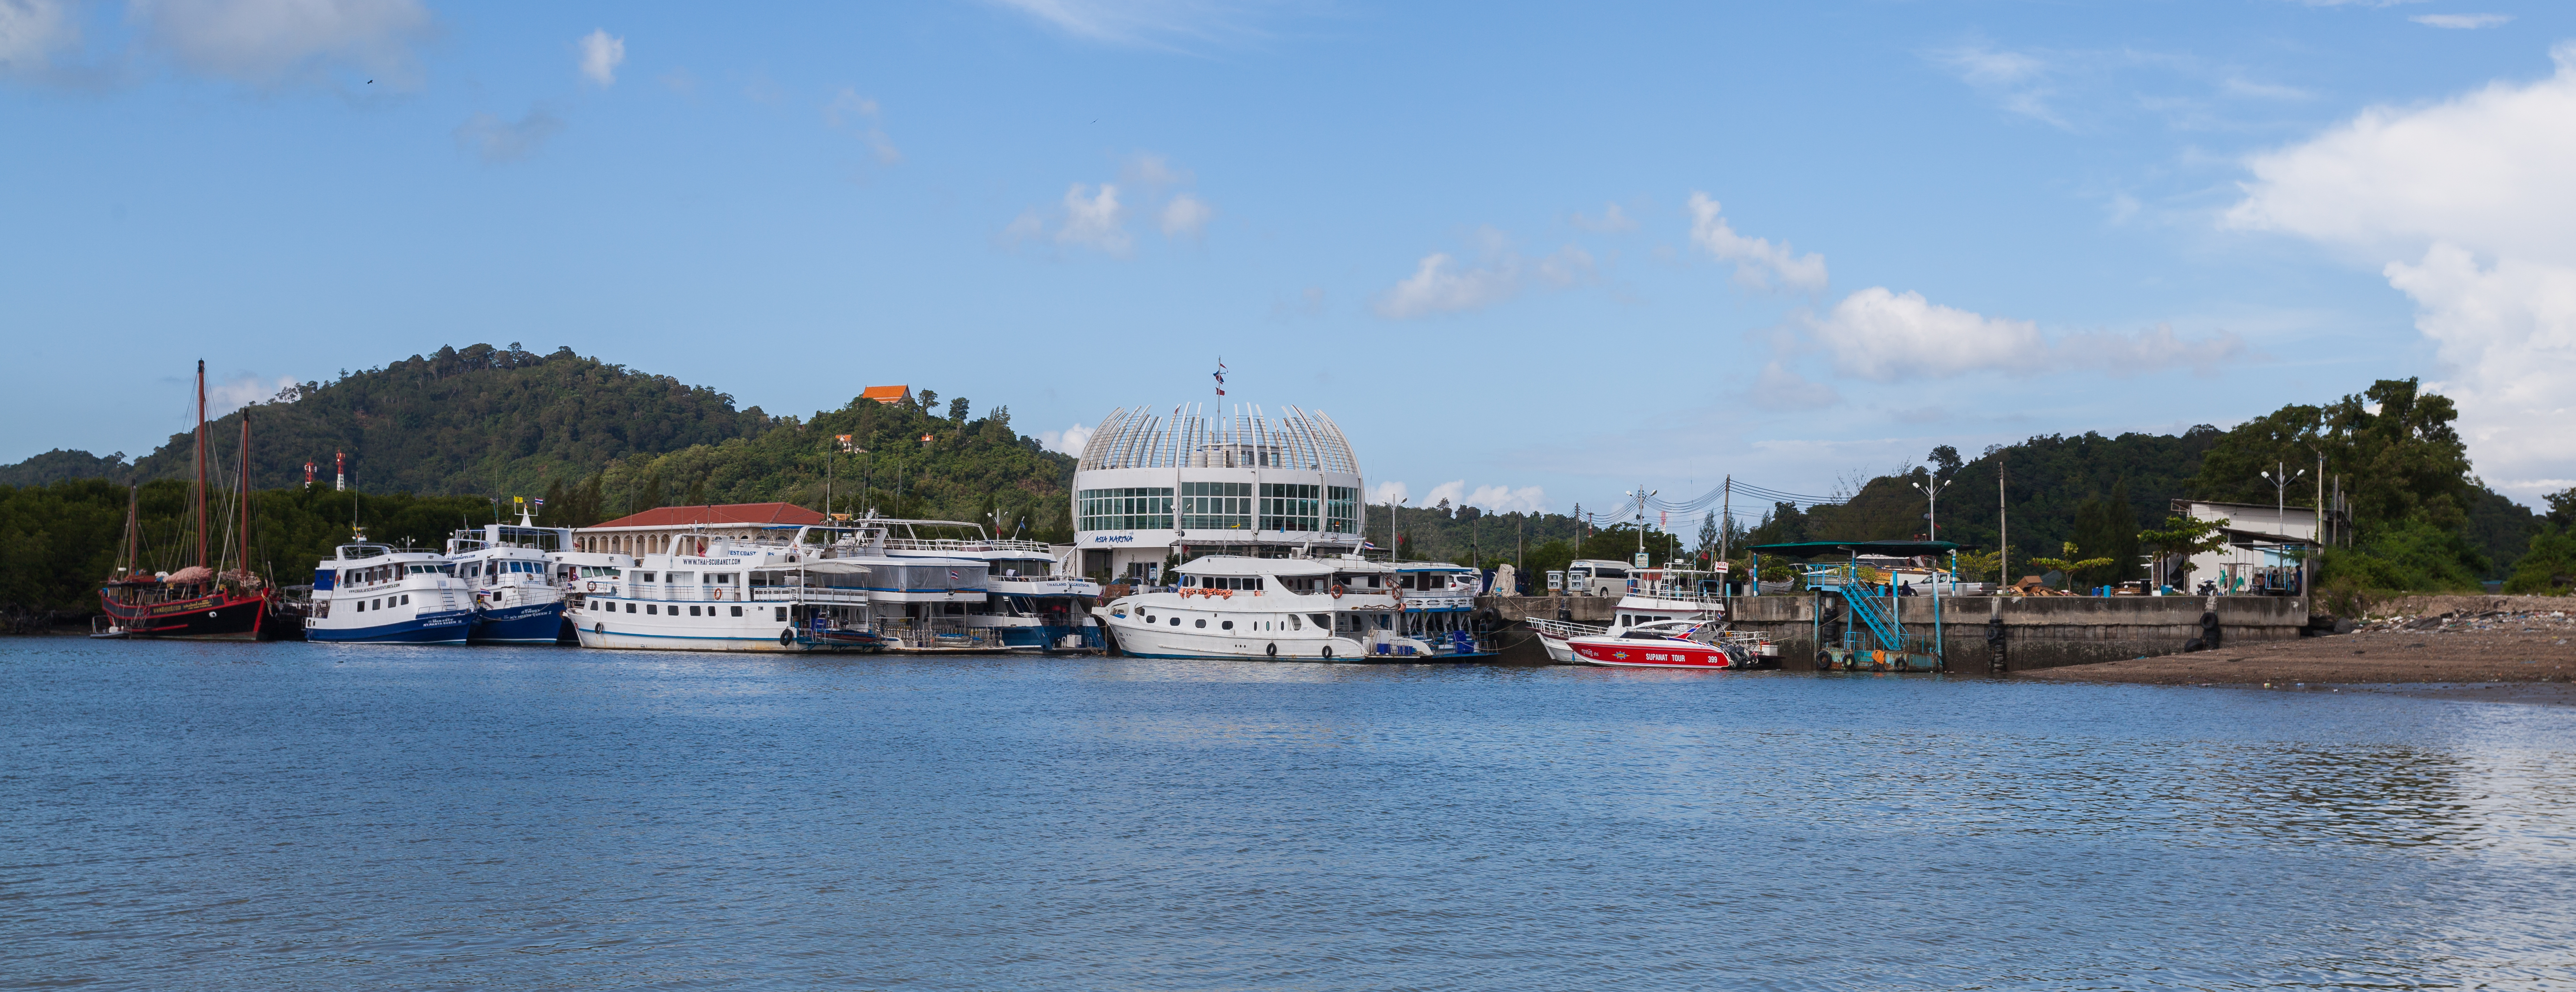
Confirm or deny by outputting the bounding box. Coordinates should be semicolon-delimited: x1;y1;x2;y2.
1170;617;1181;626
1194;618;1207;628
1222;620;1234;631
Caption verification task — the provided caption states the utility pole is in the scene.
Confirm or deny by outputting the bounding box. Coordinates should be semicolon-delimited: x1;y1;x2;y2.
1719;476;1733;591
1998;460;2008;589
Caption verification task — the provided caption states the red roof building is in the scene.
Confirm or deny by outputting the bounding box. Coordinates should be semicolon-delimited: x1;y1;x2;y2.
859;385;911;404
573;502;826;556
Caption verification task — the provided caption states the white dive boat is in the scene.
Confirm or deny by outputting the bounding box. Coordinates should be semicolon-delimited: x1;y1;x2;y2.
571;526;892;652
1094;553;1465;661
871;517;1102;651
305;543;475;644
445;513;572;645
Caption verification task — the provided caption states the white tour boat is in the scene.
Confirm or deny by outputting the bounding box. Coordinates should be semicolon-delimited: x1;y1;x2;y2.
305;543;476;644
870;517;1101;651
571;527;891;652
445;514;571;645
1094;553;1459;661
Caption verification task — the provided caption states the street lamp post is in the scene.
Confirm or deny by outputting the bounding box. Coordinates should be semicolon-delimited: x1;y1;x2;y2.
2261;461;2307;595
1912;475;1952;542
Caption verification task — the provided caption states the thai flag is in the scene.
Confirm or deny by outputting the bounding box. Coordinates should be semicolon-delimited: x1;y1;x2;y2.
1362;540;1379;550
533;498;546;507
948;569;960;581
1213;359;1226;396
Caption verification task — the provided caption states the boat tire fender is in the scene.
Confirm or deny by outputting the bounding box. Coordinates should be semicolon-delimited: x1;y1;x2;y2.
1266;642;1277;658
779;629;794;647
1320;645;1333;659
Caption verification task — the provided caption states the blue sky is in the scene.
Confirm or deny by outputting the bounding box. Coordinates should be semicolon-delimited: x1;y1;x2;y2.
6;0;2572;522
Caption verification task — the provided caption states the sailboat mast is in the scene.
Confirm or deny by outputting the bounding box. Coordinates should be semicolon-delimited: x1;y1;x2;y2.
194;359;207;571
123;485;139;577
239;411;252;577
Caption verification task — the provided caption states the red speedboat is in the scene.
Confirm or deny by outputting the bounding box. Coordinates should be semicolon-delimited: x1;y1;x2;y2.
1566;619;1768;670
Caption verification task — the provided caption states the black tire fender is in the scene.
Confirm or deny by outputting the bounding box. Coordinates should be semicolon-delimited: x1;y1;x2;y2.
1320;645;1333;659
1266;642;1279;658
779;628;794;647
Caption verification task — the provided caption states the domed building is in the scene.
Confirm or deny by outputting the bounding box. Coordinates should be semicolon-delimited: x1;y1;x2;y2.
1072;404;1365;582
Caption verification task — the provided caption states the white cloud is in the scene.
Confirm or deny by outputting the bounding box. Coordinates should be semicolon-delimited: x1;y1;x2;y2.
0;0;78;76
1377;254;1516;318
999;210;1045;247
2411;13;2510;28
1038;421;1094;455
1160;192;1212;238
1367;480;1408;505
454;107;564;163
1806;287;2245;381
1570;202;1635;233
987;0;1268;49
1373;242;1593;319
1420;480;1467;508
577;28;623;86
824;88;901;164
1057;182;1129;254
1123;152;1189;190
1687;192;1828;293
132;0;433;87
2227;41;2576;497
1464;484;1549;514
1007;154;1208;255
1930;41;2064;127
1755;361;1841;406
209;372;297;415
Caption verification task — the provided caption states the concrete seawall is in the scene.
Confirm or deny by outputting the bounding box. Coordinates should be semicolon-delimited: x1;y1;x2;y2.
1479;594;2311;670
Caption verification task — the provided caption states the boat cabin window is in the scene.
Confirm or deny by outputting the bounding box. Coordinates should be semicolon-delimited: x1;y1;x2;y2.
703;573;735;585
406;564;451;575
633;572;655;583
1309;613;1331;629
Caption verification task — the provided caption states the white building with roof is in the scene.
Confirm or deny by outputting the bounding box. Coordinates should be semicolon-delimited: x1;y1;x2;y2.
1073;403;1366;582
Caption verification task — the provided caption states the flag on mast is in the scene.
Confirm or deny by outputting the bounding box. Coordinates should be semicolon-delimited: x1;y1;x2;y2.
1213;357;1227;397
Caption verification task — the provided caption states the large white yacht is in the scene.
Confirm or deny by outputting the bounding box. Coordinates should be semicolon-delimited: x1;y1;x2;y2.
305;542;475;644
1094;553;1468;661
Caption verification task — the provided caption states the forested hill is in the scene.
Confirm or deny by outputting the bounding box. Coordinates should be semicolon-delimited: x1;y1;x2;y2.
0;345;773;496
1;342;1083;537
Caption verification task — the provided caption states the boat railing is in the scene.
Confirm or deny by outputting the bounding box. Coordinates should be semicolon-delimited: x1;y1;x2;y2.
748;586;872;604
874;616;1005;650
1526;617;1607;640
875;537;1057;555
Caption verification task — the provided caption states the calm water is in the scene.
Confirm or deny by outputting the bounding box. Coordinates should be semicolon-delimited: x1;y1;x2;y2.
5;640;2573;990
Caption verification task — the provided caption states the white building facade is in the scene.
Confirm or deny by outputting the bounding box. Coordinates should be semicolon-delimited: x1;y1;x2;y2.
1073;404;1365;582
2168;499;2346;595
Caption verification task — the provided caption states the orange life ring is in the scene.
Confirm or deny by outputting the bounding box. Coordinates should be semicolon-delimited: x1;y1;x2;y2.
1391;585;1404;601
1330;584;1345;598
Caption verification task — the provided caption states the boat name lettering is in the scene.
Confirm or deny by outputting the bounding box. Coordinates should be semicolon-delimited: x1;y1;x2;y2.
680;558;742;565
1090;535;1134;544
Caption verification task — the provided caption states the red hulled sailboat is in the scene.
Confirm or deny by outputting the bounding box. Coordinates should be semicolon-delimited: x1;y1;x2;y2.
95;361;275;640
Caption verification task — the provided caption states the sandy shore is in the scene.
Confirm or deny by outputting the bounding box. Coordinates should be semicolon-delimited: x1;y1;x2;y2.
2017;604;2576;704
